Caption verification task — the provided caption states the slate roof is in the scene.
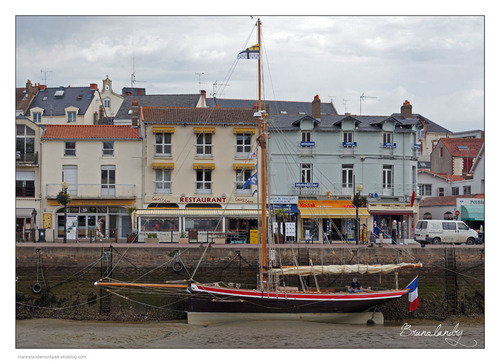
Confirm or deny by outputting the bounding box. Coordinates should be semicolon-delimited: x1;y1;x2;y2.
206;97;339;116
141;107;257;124
440;138;484;157
115;94;202;119
42;125;141;140
29;86;97;116
267;113;421;132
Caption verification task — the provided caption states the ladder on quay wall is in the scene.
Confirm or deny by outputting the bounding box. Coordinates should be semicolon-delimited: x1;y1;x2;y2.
99;247;113;315
444;246;458;315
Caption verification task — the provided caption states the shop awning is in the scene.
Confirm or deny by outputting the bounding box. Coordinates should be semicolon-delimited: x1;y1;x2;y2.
137;209;262;217
369;210;415;215
461;205;484;221
16;208;35;218
193;127;215;134
299;207;370;218
233;127;255;134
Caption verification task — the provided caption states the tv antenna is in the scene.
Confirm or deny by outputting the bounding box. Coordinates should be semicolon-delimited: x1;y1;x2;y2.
195;72;207;92
131;57;146;89
342;99;350;114
211;80;230;99
328;95;336;103
359;92;377;115
40;69;52;86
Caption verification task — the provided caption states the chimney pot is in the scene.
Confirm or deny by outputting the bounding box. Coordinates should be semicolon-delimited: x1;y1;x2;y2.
401;100;413;119
201;90;206;100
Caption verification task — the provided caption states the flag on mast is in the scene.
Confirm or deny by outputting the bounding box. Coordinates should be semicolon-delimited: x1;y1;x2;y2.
406;276;420;312
237;44;260;59
242;171;258;189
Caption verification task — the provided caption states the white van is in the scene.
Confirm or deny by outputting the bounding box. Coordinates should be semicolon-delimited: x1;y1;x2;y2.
414;220;478;245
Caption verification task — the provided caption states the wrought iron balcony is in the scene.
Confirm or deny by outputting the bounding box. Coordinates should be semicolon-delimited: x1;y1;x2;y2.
46;184;136;199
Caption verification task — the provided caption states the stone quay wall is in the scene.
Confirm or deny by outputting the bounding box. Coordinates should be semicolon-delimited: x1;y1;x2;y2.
15;243;485;322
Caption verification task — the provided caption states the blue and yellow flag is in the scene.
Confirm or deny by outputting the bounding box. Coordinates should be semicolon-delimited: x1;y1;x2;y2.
237;44;260;59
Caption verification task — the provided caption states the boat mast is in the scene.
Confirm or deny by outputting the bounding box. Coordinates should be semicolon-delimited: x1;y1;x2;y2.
257;18;268;286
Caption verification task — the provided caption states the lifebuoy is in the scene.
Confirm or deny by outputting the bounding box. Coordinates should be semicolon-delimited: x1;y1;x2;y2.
172;261;184;272
32;283;42;294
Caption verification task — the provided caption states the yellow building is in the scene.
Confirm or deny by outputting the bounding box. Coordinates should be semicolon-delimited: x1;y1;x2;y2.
138;106;260;243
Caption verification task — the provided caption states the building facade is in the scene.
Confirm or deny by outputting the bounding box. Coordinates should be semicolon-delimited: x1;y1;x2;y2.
40;125;142;242
268;99;422;243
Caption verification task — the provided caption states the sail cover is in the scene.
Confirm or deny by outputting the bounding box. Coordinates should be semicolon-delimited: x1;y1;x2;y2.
268;263;421;276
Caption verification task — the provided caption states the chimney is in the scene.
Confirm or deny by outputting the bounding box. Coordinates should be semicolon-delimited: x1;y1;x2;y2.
131;99;139;126
401;100;412;119
39;84;47;91
201;90;206;101
312;95;321;120
90;83;98;90
26;80;32;95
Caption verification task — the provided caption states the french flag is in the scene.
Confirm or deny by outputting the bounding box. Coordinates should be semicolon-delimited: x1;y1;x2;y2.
406;276;420;312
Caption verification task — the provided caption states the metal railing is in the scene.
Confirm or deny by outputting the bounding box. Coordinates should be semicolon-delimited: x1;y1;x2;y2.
46;184;136;199
16;151;38;164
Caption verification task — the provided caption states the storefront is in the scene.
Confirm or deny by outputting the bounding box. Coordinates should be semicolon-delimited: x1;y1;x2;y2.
16;208;36;242
368;204;416;241
135;208;260;243
297;200;370;243
456;198;484;230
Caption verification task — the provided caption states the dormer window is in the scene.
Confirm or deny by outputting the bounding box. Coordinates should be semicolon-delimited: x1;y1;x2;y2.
67;111;77;122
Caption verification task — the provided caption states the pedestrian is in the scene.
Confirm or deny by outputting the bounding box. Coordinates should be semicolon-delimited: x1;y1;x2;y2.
96;218;104;241
391;220;397;244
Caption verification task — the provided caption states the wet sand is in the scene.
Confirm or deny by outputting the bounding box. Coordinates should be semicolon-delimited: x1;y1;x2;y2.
16;318;484;349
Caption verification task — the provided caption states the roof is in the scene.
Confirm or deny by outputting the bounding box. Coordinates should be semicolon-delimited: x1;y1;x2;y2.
440;138;484;157
115;94;202;119
29;86;97;116
417;169;466;182
141;107;257;124
419;194;485;207
16;84;40;112
268;113;421;132
206;97;339;116
41;125;141;140
392;113;452;134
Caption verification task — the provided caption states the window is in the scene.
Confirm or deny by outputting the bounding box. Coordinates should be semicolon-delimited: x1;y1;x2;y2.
419;184;432;196
103;142;114;156
196;134;212;156
68;111;77;122
33;112;41;123
16;125;35;162
440;147;443;157
463;185;471;194
16;171;35;197
235;169;252;193
104;97;111;108
416;221;427;229
451;187;459;195
301;163;312;183
236;133;252;154
442;222;456;230
382;165;393;194
457;222;469;230
101;166;116;196
155;133;172;155
342;164;353;189
343;132;353;143
196;169;212;193
155;169;171;194
438;187;445;197
423;212;432;220
383;133;392;144
444;212;453;220
62;165;78;195
64;142;76;156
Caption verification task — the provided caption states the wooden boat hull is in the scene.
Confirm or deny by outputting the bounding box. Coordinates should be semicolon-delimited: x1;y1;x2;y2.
187;283;408;324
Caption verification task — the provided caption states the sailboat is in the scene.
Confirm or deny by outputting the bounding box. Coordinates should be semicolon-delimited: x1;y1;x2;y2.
96;19;422;325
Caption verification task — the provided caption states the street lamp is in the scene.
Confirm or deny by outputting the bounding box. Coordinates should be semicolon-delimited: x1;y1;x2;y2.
59;181;69;244
353;184;364;245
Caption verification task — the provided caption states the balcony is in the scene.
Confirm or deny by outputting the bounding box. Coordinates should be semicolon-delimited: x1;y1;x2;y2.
16;151;38;165
46;184;136;199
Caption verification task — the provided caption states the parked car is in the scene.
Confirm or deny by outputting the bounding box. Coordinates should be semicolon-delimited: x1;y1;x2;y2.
414;220;479;245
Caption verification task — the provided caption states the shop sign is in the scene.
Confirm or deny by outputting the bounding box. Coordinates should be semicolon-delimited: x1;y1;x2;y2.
179;196;227;203
298;200;355;209
295;182;319;188
269;196;298;204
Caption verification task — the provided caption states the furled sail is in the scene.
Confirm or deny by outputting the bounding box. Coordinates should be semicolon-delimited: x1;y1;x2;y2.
268;263;422;276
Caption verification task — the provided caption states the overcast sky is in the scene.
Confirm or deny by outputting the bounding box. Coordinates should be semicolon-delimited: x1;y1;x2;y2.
15;15;484;132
